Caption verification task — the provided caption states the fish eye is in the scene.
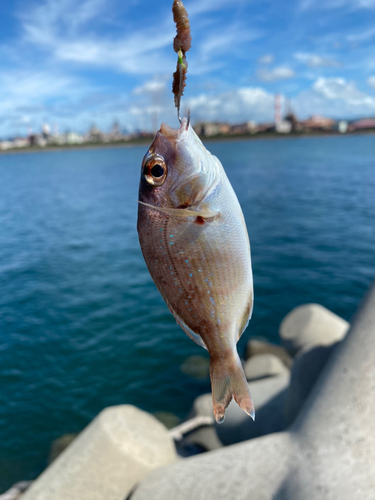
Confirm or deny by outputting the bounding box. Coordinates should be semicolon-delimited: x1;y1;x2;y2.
143;156;167;186
151;164;165;178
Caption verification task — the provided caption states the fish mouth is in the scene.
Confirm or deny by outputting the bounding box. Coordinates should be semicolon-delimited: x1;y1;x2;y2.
160;117;189;140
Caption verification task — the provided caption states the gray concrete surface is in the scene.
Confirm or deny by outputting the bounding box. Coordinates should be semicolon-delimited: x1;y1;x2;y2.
22;405;177;500
183;425;223;451
283;342;338;426
245;339;293;368
188;393;213;419
184;394;222;451
0;482;31;500
244;353;290;381
131;281;375;500
280;303;349;355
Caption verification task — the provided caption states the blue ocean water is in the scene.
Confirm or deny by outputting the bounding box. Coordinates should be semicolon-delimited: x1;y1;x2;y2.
0;135;374;490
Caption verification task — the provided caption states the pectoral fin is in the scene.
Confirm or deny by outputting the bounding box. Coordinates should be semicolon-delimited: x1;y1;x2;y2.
138;200;218;219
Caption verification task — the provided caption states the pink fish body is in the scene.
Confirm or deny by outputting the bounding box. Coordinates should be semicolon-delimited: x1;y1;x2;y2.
137;118;254;423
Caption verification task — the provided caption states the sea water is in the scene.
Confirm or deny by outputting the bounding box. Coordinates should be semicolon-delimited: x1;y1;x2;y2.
0;134;374;490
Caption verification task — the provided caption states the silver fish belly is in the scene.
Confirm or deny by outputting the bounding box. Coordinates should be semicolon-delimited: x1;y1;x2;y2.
137;118;254;423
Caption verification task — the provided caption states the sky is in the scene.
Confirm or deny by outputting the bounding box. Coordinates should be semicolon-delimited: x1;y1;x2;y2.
1;0;375;137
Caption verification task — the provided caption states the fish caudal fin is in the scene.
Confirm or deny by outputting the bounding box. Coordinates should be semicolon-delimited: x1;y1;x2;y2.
210;352;255;424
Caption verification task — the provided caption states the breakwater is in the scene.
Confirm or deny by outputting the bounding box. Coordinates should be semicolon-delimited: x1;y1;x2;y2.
5;282;374;499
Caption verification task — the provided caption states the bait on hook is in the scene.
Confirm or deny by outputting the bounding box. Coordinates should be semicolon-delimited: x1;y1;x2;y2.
172;0;191;123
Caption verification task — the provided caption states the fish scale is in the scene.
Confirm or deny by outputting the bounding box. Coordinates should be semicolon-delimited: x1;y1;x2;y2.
137;118;254;423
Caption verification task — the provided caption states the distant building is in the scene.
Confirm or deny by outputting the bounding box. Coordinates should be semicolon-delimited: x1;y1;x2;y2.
338;121;348;133
275;121;292;134
300;115;335;131
42;123;51;139
0;140;13;151
229;123;250;135
257;123;275;133
12;137;29;148
194;122;230;137
87;124;104;142
109;120;122;141
284;112;300;132
0;137;29;150
247;121;258;134
194;121;259;137
66;132;84;144
348;118;375;131
217;123;231;135
274;94;282;125
35;135;48;147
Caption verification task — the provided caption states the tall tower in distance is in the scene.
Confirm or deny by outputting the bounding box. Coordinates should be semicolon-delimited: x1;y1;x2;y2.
274;93;282;124
274;94;292;133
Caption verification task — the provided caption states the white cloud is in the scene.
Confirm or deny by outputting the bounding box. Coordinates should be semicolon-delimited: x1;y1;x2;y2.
194;25;263;67
0;68;91;136
294;52;342;68
20;0;107;45
300;0;375;9
313;77;367;100
256;67;295;82
13;0;175;75
188;87;275;123
2;0;263;135
0;70;82;109
294;77;375;118
13;0;262;78
133;80;167;96
53;36;174;74
367;76;375;90
1;0;374;137
347;27;375;42
258;54;274;65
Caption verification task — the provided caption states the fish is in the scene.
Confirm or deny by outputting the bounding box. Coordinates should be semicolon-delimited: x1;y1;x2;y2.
137;117;254;423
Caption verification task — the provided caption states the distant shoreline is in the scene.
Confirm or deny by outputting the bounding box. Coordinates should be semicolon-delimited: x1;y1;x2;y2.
1;129;374;156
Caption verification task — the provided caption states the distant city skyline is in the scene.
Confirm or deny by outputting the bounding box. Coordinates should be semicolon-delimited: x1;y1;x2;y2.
1;0;375;137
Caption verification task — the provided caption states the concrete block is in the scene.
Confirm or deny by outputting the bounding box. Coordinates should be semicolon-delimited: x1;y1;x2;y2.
188;393;214;419
183;426;223;451
131;281;375;500
0;482;32;500
244;353;290;381
22;405;177;500
245;339;293;368
284;342;338;426
184;394;222;451
130;433;293;500
280;303;349;355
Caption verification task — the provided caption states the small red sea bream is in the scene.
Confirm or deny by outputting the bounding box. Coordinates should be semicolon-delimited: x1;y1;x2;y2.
137;118;254;423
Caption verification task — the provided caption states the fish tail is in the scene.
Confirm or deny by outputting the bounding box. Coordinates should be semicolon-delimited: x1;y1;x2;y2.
209;351;255;424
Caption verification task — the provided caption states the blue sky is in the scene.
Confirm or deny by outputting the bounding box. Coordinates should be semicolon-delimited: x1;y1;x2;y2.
1;0;375;137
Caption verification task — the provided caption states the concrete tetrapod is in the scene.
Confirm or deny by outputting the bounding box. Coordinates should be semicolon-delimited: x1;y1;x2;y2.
280;303;349;355
22;405;177;500
244;353;290;381
131;281;375;500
